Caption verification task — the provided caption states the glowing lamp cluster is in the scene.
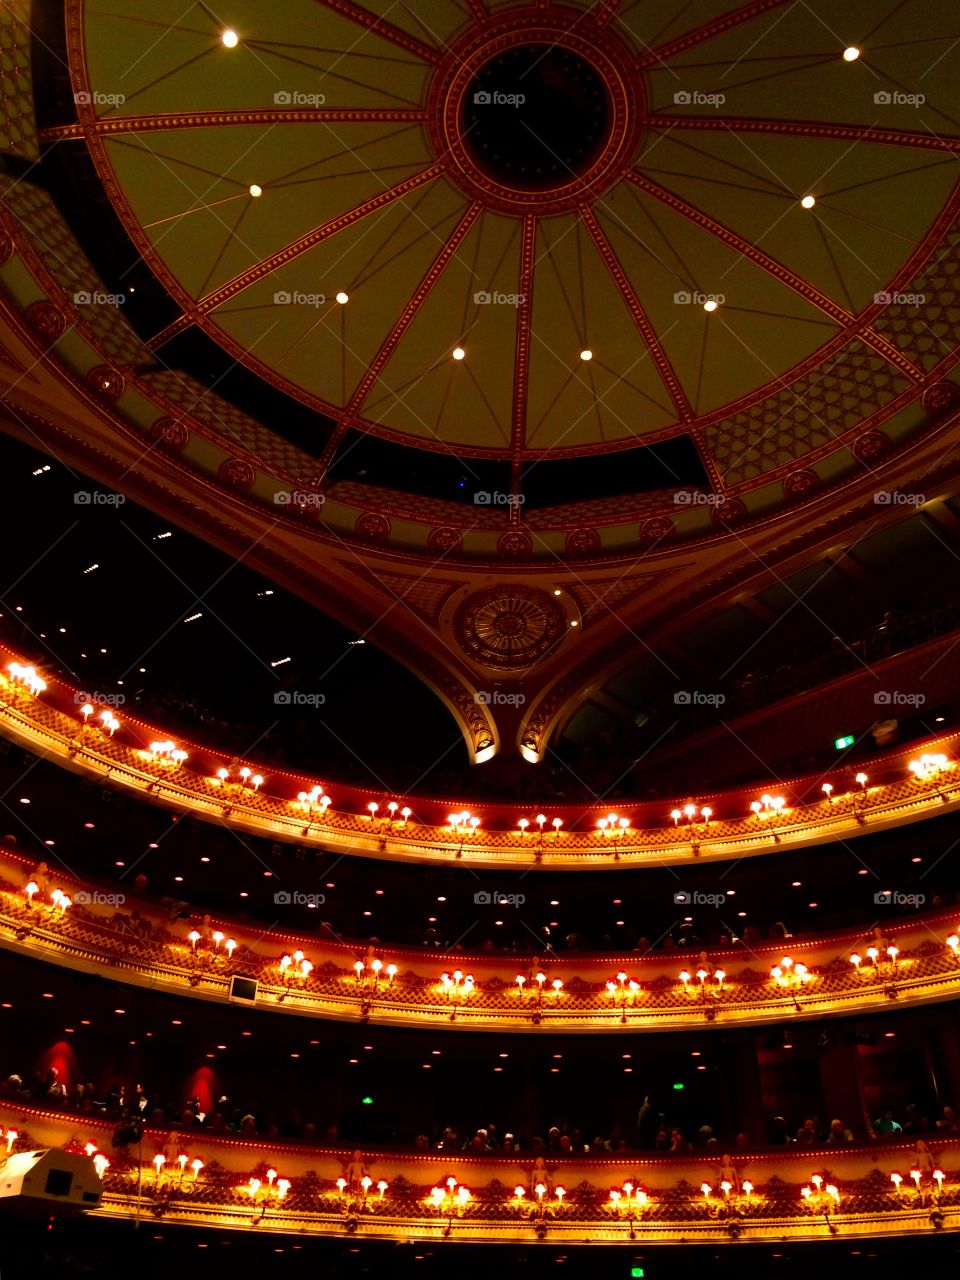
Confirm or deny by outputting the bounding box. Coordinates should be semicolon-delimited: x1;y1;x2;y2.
279;949;314;980
353;958;397;985
295;786;332;815
518;814;562;838
670;805;712;826
188;928;236;957
770;956;812;987
6;663;46;696
908;753;952;779
447;810;480;835
751;794;787;818
429;1177;471;1209
148;740;188;765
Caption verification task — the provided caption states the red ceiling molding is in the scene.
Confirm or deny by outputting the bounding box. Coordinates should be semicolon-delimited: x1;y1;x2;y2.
497;530;533;557
710;496;748;525
427;526;463;553
853;430;892;465
355;512;390;543
922;379;960;418
24;300;68;344
782;469;821;502
149;416;189;454
0;229;14;266
565;528;601;555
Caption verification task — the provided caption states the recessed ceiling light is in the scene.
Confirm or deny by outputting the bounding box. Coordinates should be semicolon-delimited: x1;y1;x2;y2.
801;195;816;209
580;349;593;361
842;46;860;61
222;30;239;48
249;184;262;198
452;346;465;360
570;620;579;627
336;291;349;305
553;589;561;596
703;298;718;312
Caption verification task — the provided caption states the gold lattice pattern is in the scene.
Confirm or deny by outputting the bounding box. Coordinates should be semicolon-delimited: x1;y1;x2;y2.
0;2;38;162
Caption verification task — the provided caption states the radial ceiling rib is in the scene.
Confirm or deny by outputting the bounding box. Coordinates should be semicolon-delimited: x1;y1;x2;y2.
510;214;537;517
317;201;484;473
645;114;960;154
464;0;489;20
146;163;444;350
623;169;925;382
637;0;797;69
39;109;429;141
594;0;625;28
579;204;693;424
314;0;442;63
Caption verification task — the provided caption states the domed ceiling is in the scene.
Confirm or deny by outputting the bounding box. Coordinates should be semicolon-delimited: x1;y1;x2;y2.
58;0;959;477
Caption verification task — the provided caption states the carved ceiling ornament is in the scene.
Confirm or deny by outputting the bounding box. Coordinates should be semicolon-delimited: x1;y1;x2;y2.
454;585;566;670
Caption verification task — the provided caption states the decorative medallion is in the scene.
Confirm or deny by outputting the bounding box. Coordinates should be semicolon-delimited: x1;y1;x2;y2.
150;416;189;454
217;458;256;492
852;430;891;464
0;230;14;266
710;496;748;525
922;380;960;419
84;364;125;402
427;526;463;554
454;585;566;670
782;468;821;501
356;512;390;543
24;300;67;343
565;528;601;555
638;516;675;545
497;530;532;557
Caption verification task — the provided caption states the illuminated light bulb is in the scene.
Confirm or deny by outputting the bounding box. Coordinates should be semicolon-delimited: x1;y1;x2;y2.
636;1189;647;1206
842;46;860;61
24;881;38;902
890;1172;903;1190
300;960;313;977
683;804;696;819
535;972;546;987
4;1129;17;1153
368;802;379;815
518;818;529;833
750;801;762;814
606;981;617;995
216;768;229;782
855;772;868;787
225;938;237;958
336;292;349;305
714;969;725;984
610;1190;621;1205
93;1153;109;1178
81;703;94;720
700;807;712;821
514;1184;526;1199
867;946;879;962
177;1154;188;1172
249;184;262;198
252;775;263;790
535;1182;546;1200
801;1186;811;1200
552;979;563;994
430;1186;443;1206
371;959;383;973
277;1178;291;1199
619;817;630;830
910;1168;922;1187
826;1185;839;1203
212;931;224;950
703;298;718;312
222;29;239;47
191;1158;203;1179
742;1181;753;1196
552;817;562;831
617;971;627;986
354;961;364;975
153;1154;166;1173
700;1183;711;1199
801;195;816;209
248;1178;261;1197
401;807;411;820
679;970;691;986
671;809;681;825
293;950;304;963
457;1185;470;1205
771;967;783;981
84;1142;97;1156
555;1186;565;1203
886;945;899;960
452;347;465;361
933;1168;944;1190
337;1178;347;1195
811;1175;823;1191
580;349;593;361
947;934;959;954
516;974;526;990
720;1180;732;1197
628;980;639;993
446;1176;458;1190
279;954;292;973
188;930;200;950
386;964;397;981
377;1180;388;1199
361;1176;372;1193
850;953;861;969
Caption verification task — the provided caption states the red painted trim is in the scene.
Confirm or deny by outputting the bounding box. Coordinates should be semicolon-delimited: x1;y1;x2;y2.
314;0;442;63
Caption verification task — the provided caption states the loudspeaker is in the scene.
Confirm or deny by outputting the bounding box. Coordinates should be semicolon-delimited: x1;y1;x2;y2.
0;1150;102;1213
229;974;259;1004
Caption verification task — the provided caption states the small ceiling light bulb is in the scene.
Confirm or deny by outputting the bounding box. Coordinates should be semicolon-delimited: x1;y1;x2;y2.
222;30;239;48
842;46;860;61
703;298;718;312
452;346;465;361
580;349;593;361
336;291;349;305
801;195;816;209
249;184;262;198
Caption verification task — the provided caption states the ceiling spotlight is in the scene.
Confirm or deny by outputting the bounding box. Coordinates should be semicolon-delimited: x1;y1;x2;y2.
249;184;262;198
222;30;239;48
580;349;593;361
336;291;349;305
801;195;816;209
452;347;465;361
842;46;860;61
703;298;718;312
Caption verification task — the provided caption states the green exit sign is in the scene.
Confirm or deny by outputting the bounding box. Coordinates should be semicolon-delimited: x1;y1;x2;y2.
631;1269;646;1278
835;734;855;750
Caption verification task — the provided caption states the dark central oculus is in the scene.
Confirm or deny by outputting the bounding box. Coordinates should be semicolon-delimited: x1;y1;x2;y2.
462;45;611;191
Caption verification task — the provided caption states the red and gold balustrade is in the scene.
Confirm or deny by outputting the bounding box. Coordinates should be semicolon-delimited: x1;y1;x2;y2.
1;1101;958;1243
1;648;960;869
2;847;958;1033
